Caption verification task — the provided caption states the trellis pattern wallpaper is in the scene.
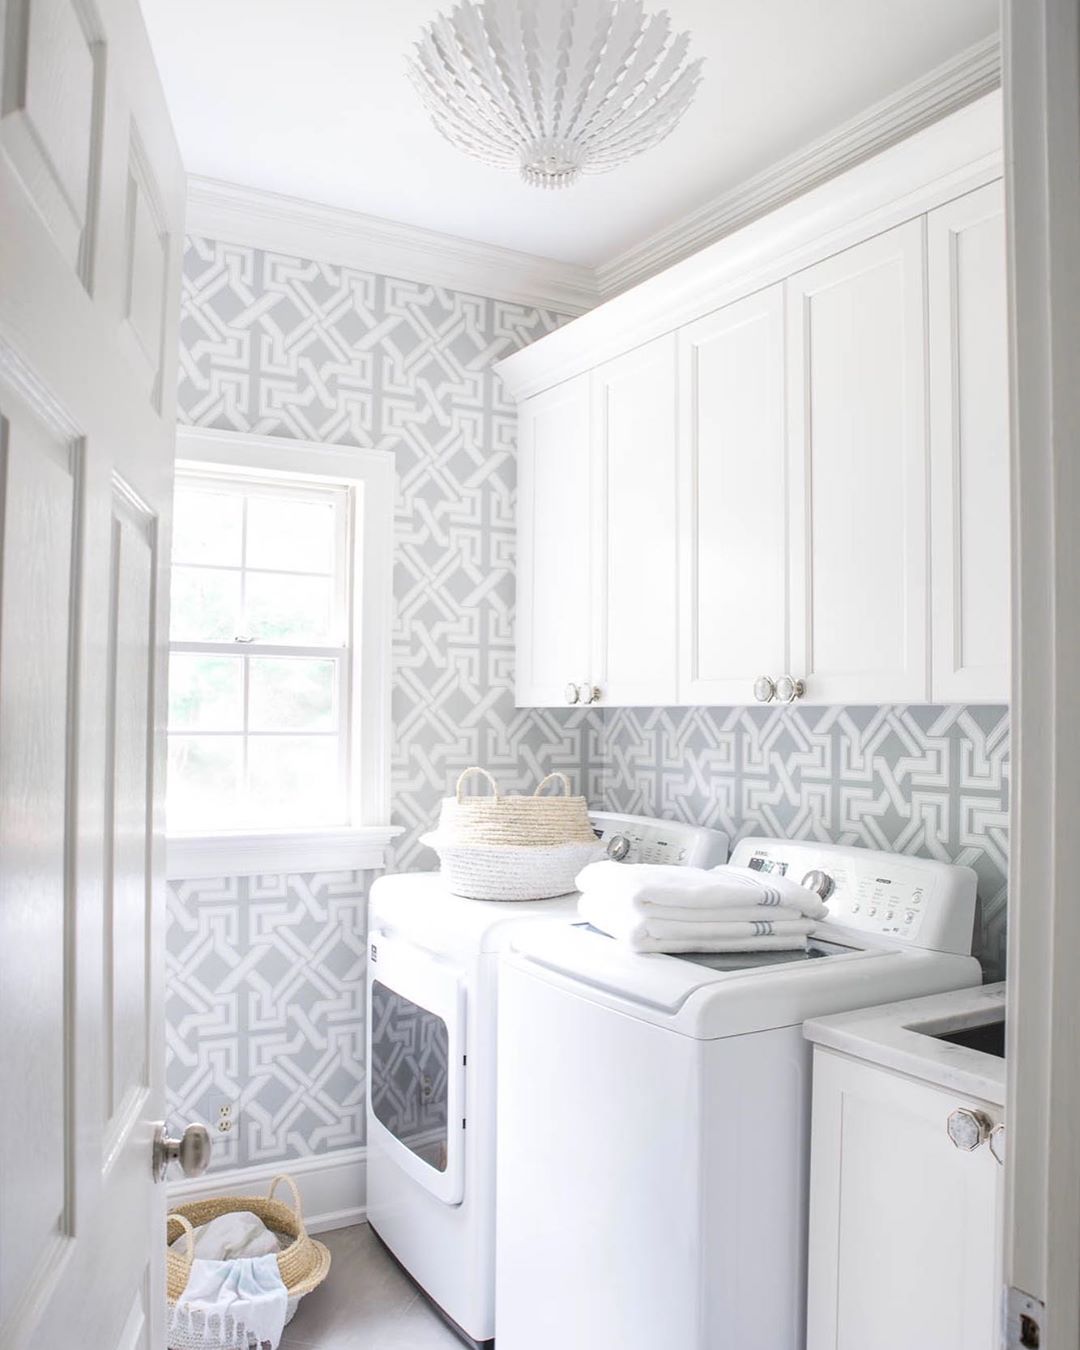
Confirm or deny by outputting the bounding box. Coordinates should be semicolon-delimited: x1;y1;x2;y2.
167;232;1010;1175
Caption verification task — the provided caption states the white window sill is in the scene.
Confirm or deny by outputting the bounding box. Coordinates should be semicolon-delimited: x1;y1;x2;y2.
165;825;404;881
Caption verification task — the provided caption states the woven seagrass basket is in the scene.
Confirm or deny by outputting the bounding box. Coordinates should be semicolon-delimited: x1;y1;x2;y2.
166;1174;330;1306
422;767;603;900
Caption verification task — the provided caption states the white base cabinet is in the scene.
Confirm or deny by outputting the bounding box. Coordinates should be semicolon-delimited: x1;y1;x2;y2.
504;109;1009;709
807;1048;1002;1350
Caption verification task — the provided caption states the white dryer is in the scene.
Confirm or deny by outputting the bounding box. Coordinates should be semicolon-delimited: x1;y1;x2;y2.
495;838;984;1350
365;812;729;1348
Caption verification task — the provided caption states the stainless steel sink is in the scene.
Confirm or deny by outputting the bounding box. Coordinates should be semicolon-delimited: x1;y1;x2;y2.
924;1018;1006;1058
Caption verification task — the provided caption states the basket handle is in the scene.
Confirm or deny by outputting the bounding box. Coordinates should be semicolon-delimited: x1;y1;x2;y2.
168;1212;196;1267
456;766;500;803
268;1173;307;1236
534;771;571;798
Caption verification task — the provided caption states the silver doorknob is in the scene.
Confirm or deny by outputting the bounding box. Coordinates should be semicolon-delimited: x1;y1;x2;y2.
578;683;601;705
989;1122;1006;1165
753;675;776;703
153;1122;211;1182
946;1107;994;1152
801;869;835;901
774;675;806;704
565;682;581;705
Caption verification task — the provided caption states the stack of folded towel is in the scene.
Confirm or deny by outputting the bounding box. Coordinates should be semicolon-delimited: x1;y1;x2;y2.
574;861;830;954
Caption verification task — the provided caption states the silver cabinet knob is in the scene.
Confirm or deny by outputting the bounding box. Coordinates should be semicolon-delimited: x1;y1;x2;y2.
801;869;835;901
753;675;776;703
989;1122;1006;1165
153;1122;211;1182
946;1107;994;1152
578;683;601;706
565;682;581;705
774;674;806;704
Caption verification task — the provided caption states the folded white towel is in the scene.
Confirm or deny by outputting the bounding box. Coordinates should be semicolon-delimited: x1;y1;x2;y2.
574;861;828;921
579;890;816;952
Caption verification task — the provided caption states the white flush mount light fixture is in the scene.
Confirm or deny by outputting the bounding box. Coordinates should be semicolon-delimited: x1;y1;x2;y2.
408;0;703;190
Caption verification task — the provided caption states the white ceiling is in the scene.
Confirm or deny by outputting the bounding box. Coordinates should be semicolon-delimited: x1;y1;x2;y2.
139;0;998;269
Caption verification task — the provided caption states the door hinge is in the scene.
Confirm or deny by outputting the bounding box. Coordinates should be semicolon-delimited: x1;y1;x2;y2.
1004;1286;1044;1349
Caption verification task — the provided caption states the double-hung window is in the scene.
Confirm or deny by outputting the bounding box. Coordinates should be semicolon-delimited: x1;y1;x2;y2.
165;429;396;877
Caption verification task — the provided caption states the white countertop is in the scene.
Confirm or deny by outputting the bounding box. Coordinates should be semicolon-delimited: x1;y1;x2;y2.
804;981;1006;1105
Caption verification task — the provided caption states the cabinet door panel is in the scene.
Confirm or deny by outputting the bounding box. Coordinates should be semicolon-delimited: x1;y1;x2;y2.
807;1050;1001;1350
515;376;592;707
787;221;929;702
678;286;787;704
593;337;678;705
928;183;1010;701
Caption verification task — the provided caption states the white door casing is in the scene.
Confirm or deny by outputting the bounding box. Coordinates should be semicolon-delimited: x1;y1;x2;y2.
677;285;787;705
514;374;592;707
786;220;929;704
1002;2;1080;1345
592;335;678;706
0;0;184;1346
927;181;1010;704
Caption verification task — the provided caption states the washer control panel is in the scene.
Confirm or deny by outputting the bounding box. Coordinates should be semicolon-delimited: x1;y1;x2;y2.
729;837;977;955
588;812;730;870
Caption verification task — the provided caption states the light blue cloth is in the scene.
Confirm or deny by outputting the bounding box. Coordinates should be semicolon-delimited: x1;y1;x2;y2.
168;1253;288;1350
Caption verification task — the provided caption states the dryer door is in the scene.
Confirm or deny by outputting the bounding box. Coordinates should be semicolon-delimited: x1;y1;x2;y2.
366;928;466;1205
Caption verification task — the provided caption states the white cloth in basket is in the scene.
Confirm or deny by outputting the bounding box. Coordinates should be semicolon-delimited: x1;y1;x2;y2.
168;1253;288;1350
169;1212;280;1261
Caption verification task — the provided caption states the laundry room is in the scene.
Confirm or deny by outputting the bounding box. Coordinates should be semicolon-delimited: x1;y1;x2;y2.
2;2;1074;1349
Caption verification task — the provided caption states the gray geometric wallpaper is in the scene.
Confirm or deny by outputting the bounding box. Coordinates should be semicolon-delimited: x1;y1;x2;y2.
167;233;1010;1176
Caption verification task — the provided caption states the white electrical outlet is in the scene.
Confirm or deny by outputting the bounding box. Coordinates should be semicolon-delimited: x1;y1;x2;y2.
206;1093;239;1137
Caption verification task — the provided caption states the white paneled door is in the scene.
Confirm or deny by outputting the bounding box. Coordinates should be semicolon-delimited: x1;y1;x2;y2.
677;286;787;704
787;220;929;703
0;0;185;1346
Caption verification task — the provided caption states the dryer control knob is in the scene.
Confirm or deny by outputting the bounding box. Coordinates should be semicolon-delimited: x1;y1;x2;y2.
607;834;631;862
801;869;835;902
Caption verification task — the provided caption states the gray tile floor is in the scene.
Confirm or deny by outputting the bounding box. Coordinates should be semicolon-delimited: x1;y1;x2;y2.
281;1223;464;1349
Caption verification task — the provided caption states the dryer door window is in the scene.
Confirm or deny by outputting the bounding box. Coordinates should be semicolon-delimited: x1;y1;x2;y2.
370;979;450;1173
366;928;466;1205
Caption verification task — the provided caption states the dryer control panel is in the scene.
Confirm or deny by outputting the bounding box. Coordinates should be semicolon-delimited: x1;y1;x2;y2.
728;837;977;955
589;813;729;870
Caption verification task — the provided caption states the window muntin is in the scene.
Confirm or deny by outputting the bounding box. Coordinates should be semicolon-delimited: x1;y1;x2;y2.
167;471;353;833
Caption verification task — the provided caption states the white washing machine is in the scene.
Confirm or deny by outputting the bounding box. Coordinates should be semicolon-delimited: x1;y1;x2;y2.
365;812;730;1348
495;837;984;1350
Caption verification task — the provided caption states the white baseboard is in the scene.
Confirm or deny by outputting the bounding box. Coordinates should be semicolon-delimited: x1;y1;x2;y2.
167;1146;367;1235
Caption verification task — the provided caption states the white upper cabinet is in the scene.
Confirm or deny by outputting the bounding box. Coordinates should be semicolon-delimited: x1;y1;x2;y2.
678;287;787;704
503;103;1009;709
515;374;593;707
927;183;1010;703
593;337;679;705
787;220;930;704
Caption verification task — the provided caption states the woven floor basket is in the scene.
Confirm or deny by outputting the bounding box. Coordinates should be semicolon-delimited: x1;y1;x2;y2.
166;1175;330;1306
423;767;603;900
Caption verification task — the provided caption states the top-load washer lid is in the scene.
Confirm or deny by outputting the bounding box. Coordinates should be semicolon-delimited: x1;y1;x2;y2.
502;838;983;1039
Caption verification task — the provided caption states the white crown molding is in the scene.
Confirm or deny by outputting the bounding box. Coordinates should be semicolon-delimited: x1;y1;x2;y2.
168;1146;367;1235
596;33;1002;298
185;176;600;317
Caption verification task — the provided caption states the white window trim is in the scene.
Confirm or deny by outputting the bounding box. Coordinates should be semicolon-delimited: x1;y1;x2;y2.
166;427;400;879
